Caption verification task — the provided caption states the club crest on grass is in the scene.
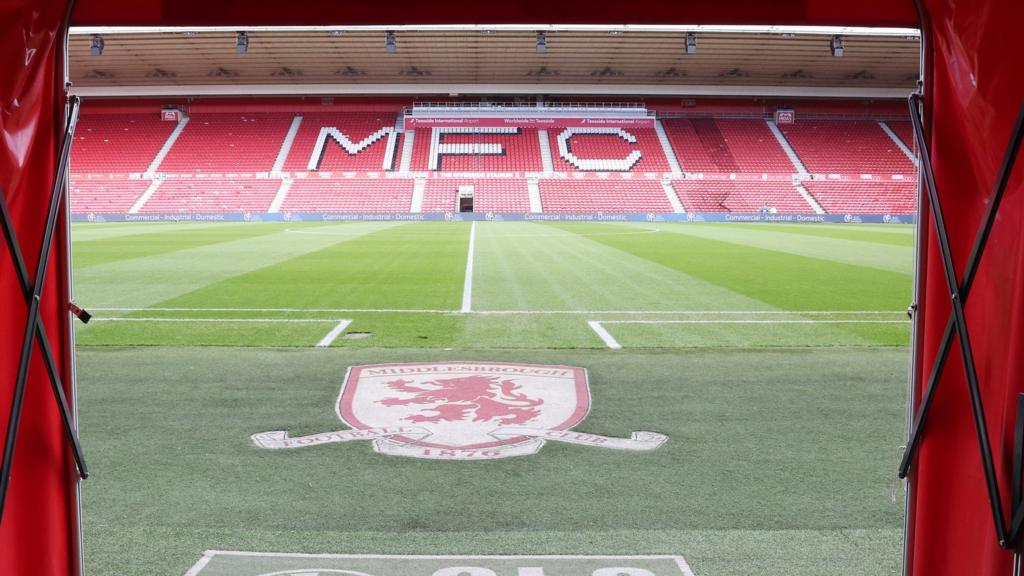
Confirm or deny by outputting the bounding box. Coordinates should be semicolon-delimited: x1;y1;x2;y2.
252;361;667;460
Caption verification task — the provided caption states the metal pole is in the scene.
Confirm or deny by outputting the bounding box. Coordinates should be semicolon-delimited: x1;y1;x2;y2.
0;96;81;524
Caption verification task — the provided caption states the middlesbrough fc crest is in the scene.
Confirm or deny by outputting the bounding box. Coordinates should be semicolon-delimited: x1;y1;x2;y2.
252;362;667;460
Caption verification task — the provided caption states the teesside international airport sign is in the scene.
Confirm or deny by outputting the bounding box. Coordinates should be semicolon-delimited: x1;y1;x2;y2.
404;117;656;128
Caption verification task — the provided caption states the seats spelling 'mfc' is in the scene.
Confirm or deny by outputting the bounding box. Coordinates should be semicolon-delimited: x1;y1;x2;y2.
68;100;919;215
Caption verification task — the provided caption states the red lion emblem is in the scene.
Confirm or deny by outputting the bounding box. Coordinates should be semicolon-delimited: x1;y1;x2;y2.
378;375;544;425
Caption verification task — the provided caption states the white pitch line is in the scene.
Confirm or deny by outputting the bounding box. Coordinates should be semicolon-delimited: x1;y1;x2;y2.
90;307;455;313
285;227;663;238
315;319;353;347
588;320;622;349
90;317;341;323
182;551;215;576
470;310;905;316
599;319;908;324
205;550;691;561
461;221;477;313
89;307;905;316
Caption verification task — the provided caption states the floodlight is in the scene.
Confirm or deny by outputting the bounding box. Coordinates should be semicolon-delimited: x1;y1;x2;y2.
385;31;397;53
236;31;248;54
90;35;104;56
536;31;547;54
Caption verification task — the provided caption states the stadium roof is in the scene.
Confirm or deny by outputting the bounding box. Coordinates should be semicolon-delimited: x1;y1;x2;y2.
69;25;920;98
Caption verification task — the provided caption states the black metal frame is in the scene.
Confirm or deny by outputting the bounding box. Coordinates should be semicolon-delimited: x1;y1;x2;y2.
0;95;87;526
898;92;1024;549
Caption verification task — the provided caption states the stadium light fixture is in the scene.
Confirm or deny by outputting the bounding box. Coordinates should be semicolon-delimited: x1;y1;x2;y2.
685;32;697;54
385;30;397;53
830;35;844;57
536;31;547;54
90;34;104;56
236;31;248;54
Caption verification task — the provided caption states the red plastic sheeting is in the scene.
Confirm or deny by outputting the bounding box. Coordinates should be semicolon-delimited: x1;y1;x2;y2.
906;0;1024;574
18;0;1024;575
0;1;78;575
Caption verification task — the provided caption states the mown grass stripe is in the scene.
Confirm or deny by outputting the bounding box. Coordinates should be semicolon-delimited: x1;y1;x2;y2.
561;223;912;312
150;222;470;312
472;222;771;312
73;222;289;269
629;222;913;274
717;222;915;245
73;222;401;310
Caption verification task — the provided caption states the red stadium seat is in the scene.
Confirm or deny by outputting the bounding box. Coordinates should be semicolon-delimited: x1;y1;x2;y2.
671;180;812;213
282;178;414;212
283;112;402;172
72;114;176;174
421;179;530;212
803;180;917;214
69;177;152;213
67;102;919;215
157;113;294;173
539;179;673;213
661;118;795;175
139;179;281;213
779;120;915;176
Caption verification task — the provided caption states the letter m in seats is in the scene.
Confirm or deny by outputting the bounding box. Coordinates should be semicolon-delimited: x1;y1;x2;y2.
308;126;398;171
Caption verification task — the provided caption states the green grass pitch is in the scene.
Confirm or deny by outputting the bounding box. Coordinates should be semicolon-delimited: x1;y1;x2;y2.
71;221;913;575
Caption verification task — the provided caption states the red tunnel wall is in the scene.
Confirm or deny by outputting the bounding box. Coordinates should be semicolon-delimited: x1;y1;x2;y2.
8;0;1024;574
906;0;1024;573
0;1;78;575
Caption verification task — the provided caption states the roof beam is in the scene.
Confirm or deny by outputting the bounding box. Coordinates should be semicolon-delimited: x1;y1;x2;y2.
69;83;914;99
70;24;920;36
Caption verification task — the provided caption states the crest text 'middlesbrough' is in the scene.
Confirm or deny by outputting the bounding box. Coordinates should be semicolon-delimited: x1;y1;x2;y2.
252;362;667;460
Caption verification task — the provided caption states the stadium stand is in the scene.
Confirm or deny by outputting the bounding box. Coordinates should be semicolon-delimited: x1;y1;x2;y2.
550;127;671;172
72;114;176;174
661;119;795;174
411;127;544;172
281;178;414;212
156;113;294;173
70;178;152;213
283;112;402;172
885;120;916;151
778;120;915;176
671;180;812;213
139;179;281;213
802;180;917;214
539;179;673;213
67;99;920;215
422;179;531;212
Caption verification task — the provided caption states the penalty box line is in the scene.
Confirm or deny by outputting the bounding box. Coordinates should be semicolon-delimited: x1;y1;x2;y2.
587;318;909;349
588;320;623;350
186;551;696;576
316;319;353;347
91;307;906;315
89;317;354;348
